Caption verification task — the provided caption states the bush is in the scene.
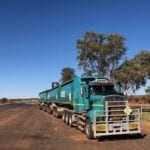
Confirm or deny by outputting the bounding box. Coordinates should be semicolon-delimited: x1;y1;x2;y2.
128;95;150;104
145;96;150;104
0;97;8;103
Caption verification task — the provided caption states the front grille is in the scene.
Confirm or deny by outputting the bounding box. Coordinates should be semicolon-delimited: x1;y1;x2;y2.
94;100;141;137
106;100;127;122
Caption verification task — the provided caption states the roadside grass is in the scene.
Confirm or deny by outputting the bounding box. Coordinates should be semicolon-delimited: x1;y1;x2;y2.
141;112;150;124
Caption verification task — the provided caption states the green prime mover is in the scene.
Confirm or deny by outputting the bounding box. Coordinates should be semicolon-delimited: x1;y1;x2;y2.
39;76;141;139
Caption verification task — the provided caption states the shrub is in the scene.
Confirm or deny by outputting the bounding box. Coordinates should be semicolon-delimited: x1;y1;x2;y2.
0;97;8;103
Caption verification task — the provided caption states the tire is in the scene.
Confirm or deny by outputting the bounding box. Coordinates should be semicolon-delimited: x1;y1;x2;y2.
52;108;58;117
69;114;73;127
85;119;93;139
39;104;42;110
46;107;50;114
49;108;53;115
52;109;55;116
49;105;53;115
62;111;66;123
55;111;59;118
65;112;69;125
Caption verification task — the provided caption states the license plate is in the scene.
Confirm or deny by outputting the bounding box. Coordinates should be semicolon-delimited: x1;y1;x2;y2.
113;122;121;127
96;124;106;131
129;122;138;129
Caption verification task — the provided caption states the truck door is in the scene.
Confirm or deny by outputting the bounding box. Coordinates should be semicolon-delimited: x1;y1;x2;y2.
81;86;90;110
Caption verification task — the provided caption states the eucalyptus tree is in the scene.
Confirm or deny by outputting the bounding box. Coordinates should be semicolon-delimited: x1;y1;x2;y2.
106;34;126;78
76;31;127;78
114;50;150;91
145;87;150;95
61;67;75;83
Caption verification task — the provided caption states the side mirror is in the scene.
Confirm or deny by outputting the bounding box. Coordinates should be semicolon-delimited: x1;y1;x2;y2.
116;81;123;95
86;87;90;98
80;87;84;96
80;86;90;98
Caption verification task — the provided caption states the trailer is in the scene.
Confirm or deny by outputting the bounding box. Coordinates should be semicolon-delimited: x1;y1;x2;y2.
39;76;141;139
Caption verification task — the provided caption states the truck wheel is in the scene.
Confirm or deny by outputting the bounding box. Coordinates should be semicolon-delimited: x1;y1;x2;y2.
49;109;53;114
55;111;59;118
39;104;42;110
65;112;69;125
48;106;52;114
69;114;73;127
52;109;55;116
62;111;66;123
52;108;58;117
85;119;93;139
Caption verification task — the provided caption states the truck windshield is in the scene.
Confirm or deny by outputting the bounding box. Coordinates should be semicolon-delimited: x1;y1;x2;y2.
90;84;115;95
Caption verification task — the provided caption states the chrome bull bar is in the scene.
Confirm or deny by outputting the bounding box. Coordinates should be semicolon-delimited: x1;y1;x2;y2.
93;101;141;138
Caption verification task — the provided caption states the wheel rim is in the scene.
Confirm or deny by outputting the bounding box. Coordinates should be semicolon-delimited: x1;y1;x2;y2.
62;112;65;121
86;123;90;136
66;113;69;123
69;115;72;125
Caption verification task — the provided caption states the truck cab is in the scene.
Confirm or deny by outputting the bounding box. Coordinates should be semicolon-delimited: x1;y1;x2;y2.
82;78;141;139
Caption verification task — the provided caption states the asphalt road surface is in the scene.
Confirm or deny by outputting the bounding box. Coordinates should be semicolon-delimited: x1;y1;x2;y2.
0;103;149;150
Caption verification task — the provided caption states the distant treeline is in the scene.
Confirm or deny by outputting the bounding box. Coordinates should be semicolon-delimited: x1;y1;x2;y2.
0;98;39;103
127;95;150;104
0;96;150;104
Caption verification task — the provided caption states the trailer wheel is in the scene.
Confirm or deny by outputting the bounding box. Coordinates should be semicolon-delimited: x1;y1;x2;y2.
48;106;52;114
52;108;58;118
85;119;93;139
49;109;53;114
52;109;55;116
65;112;69;125
62;111;66;123
39;104;42;110
69;114;73;127
55;111;59;118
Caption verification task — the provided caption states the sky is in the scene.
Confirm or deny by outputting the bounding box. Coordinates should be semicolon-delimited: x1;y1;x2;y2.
0;0;150;98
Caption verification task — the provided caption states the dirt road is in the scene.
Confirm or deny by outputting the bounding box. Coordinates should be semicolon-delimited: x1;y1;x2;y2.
0;104;149;150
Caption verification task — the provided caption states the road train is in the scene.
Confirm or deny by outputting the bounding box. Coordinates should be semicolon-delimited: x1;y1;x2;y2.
39;76;141;139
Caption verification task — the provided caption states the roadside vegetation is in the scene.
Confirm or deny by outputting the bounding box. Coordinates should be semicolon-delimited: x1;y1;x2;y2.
128;95;150;104
142;112;150;123
0;97;8;103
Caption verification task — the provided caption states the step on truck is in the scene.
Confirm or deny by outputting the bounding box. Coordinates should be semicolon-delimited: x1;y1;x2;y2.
39;76;141;139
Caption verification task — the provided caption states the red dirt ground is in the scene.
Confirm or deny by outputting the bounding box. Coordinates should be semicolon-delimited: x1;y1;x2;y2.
0;103;149;150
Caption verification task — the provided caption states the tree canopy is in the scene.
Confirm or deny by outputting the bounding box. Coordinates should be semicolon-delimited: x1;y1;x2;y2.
60;67;75;83
145;87;150;95
114;51;150;91
76;31;150;92
76;31;127;77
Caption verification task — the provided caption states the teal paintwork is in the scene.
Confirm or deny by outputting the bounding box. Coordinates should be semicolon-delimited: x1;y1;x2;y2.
39;91;47;103
72;77;85;112
87;95;105;122
47;87;59;103
60;80;73;105
39;76;122;123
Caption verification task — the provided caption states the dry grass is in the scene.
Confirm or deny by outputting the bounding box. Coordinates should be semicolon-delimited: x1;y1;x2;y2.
141;112;150;123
